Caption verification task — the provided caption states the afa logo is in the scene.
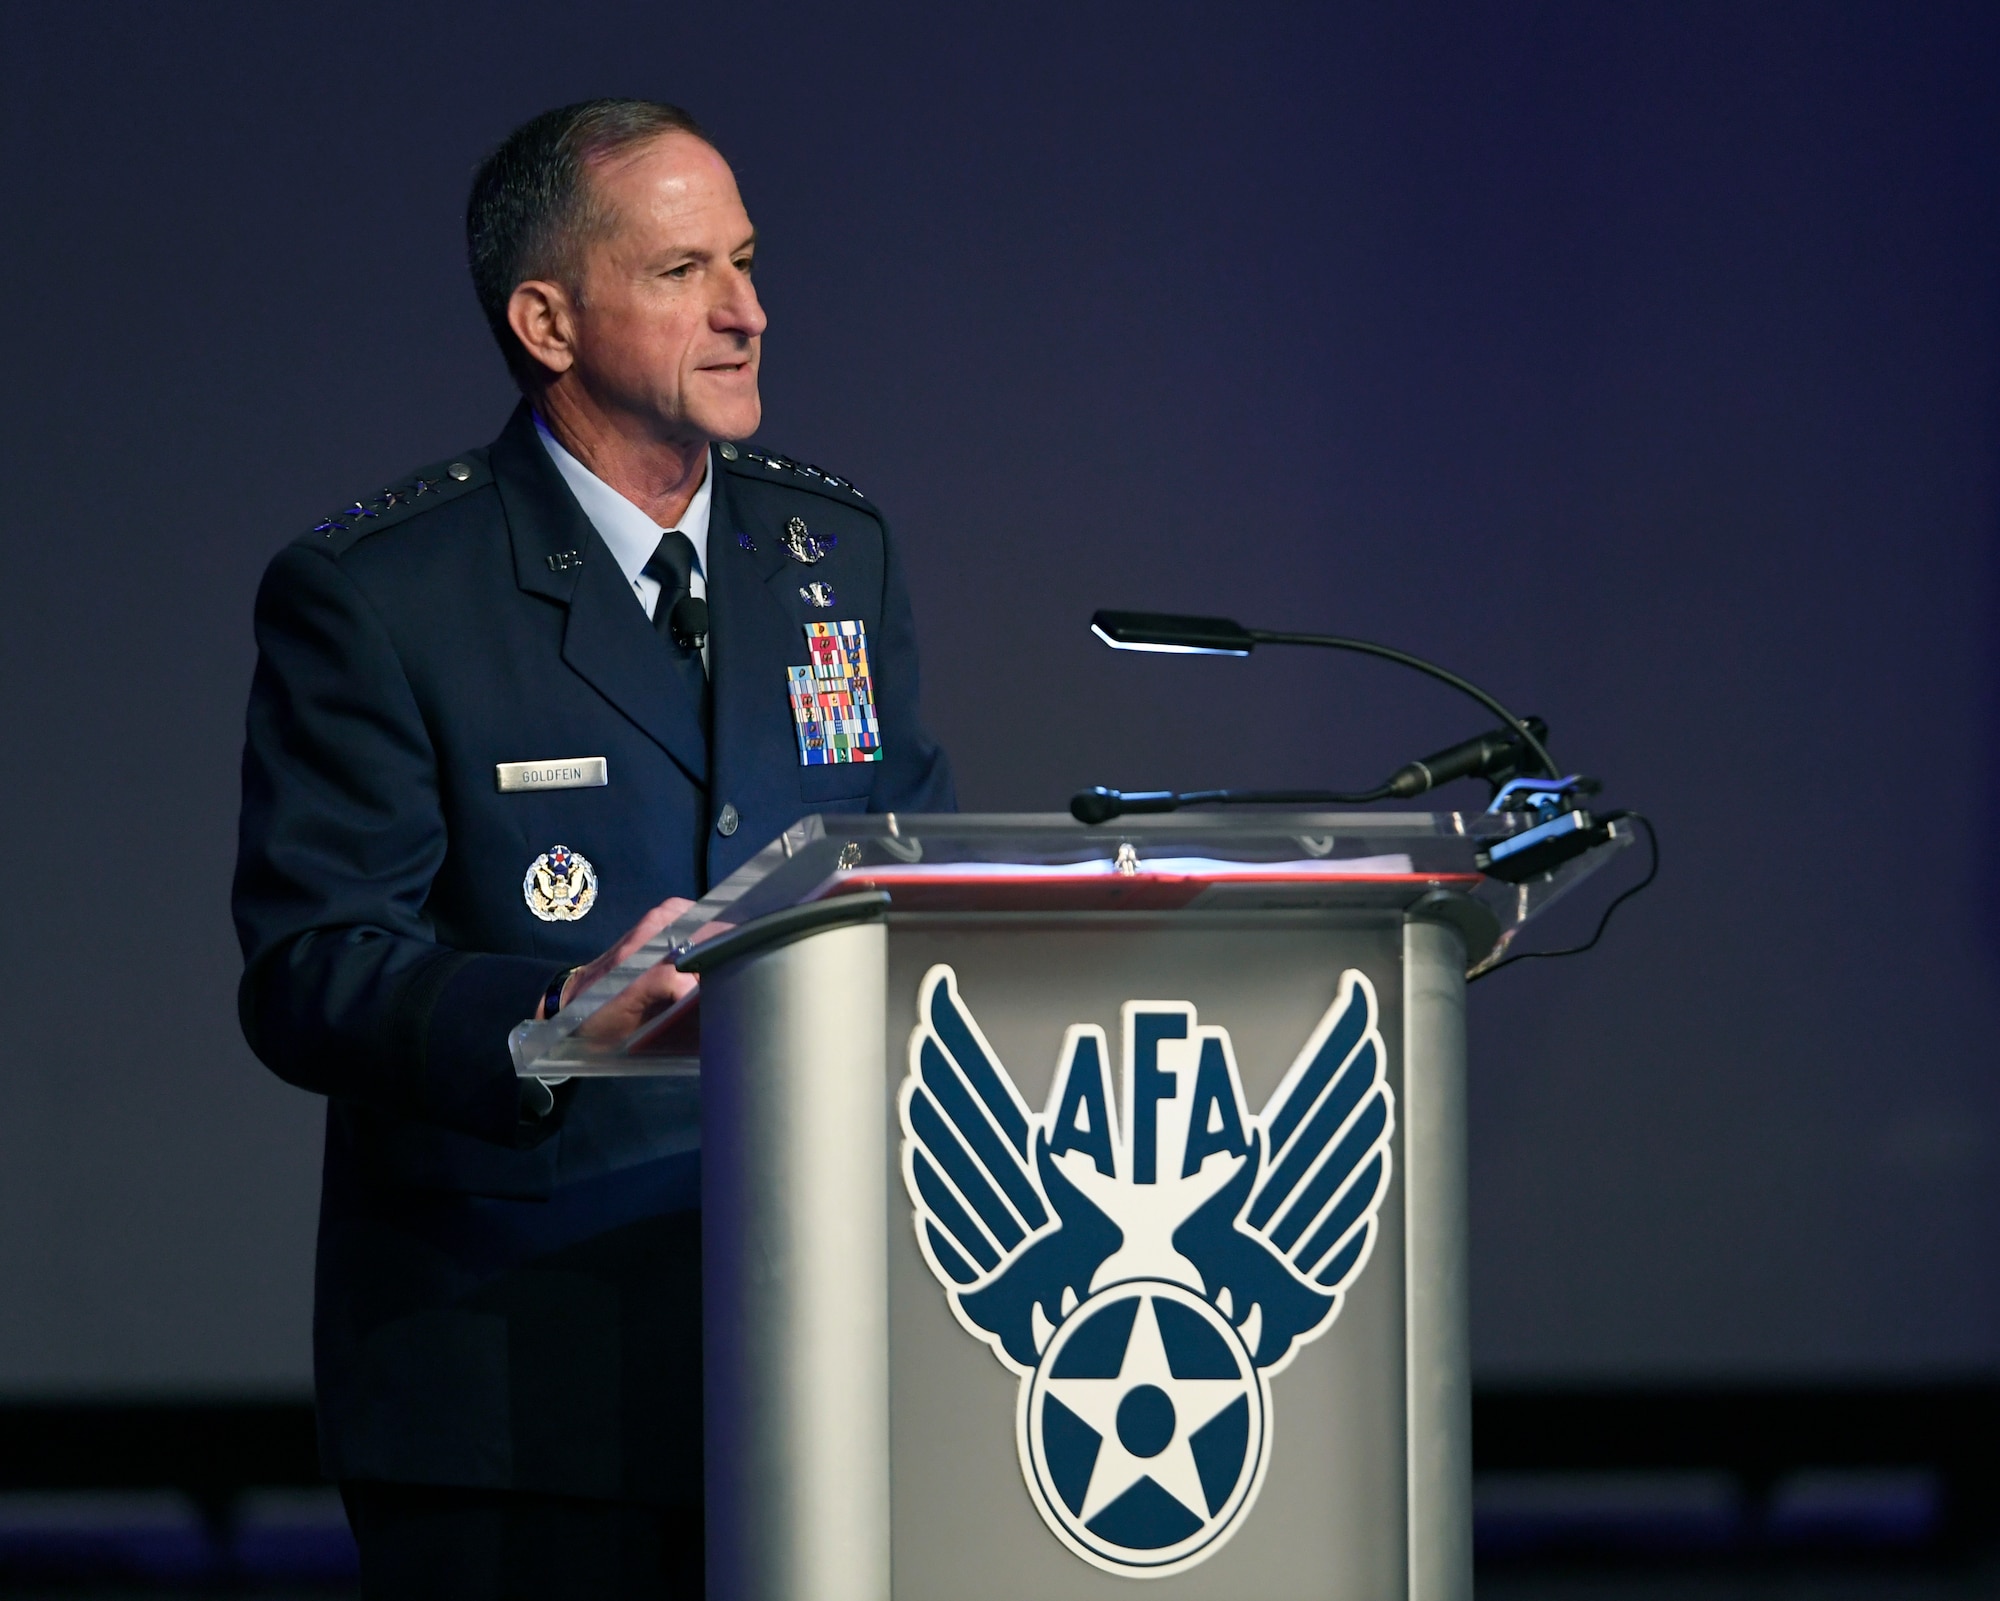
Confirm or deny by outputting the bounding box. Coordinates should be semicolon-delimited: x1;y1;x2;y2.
899;966;1396;1578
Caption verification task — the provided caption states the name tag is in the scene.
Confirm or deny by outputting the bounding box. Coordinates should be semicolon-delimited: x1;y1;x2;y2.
495;757;608;793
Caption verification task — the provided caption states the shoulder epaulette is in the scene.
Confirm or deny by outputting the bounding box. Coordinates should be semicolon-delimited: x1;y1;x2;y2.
306;451;492;552
717;441;872;506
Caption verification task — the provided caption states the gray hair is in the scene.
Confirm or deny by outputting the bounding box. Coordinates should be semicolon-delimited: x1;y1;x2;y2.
466;99;713;387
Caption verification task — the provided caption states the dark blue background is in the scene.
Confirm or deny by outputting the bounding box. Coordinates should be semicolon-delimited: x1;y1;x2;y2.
2;1;1996;1394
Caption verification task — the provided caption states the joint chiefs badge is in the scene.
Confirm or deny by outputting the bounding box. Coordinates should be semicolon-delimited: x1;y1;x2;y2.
900;966;1394;1577
522;844;598;922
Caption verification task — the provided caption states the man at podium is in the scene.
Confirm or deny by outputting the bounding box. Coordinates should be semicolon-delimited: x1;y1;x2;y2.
232;98;954;1597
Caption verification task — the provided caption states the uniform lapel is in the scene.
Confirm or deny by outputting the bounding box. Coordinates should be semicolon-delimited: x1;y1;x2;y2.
489;403;710;786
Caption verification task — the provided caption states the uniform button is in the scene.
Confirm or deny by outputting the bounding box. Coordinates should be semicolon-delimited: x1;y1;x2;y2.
447;461;471;481
716;803;740;837
718;441;739;461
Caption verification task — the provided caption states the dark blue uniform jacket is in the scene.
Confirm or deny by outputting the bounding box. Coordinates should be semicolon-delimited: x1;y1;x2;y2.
232;402;954;1501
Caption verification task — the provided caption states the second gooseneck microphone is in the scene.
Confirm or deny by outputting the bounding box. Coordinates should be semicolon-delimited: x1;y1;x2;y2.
1385;717;1548;799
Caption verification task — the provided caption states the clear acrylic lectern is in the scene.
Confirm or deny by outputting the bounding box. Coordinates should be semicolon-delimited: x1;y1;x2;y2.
513;812;1629;1600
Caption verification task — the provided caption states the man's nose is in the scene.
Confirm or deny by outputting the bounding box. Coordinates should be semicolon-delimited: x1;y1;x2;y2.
713;269;767;340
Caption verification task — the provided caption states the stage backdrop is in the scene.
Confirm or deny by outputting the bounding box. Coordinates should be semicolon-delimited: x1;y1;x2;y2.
1;0;1995;1394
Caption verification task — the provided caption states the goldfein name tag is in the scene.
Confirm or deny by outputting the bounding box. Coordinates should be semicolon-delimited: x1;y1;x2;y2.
495;757;609;793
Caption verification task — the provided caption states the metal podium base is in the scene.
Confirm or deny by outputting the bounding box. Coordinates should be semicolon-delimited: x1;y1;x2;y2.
700;905;1470;1601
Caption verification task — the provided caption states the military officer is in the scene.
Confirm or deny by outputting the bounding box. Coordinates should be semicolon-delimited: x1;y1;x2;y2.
232;99;954;1598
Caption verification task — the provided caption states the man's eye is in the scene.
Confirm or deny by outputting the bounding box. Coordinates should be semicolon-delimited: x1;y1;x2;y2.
736;258;755;277
663;263;694;280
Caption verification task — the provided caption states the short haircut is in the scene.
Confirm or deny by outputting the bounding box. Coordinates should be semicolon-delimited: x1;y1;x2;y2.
466;98;713;388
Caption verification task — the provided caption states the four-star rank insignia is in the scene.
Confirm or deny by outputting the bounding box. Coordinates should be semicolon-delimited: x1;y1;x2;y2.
900;966;1394;1576
522;845;598;922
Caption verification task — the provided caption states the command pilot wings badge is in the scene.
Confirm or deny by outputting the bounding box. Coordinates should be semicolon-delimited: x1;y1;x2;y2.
899;965;1395;1577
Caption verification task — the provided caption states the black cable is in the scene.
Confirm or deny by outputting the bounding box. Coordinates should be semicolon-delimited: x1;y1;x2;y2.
1250;629;1559;780
1471;812;1658;979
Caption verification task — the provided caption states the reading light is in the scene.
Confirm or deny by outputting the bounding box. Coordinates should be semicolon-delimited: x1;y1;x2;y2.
1086;608;1559;781
1089;611;1257;656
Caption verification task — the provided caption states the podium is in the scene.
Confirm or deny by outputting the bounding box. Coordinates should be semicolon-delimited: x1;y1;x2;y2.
514;812;1627;1599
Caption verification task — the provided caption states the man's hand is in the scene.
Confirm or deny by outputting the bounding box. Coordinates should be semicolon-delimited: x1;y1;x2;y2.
539;896;699;1042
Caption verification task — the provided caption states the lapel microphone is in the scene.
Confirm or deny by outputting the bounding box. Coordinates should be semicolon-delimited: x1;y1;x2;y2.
669;595;709;651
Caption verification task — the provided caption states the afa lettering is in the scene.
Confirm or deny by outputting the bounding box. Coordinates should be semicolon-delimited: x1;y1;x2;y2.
1129;1010;1188;1184
1048;1030;1117;1177
1182;1035;1251;1176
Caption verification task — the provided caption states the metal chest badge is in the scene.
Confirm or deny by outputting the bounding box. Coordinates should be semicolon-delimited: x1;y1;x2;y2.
786;620;883;766
523;845;598;921
780;515;835;564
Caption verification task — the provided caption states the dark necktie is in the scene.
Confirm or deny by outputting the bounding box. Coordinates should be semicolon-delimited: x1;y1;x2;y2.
642;529;710;728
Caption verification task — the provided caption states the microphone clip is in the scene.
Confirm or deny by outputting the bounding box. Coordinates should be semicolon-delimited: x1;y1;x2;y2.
668;595;710;652
1475;776;1610;883
1484;774;1600;819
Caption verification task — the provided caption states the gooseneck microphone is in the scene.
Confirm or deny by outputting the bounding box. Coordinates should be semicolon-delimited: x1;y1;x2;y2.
1072;611;1556;824
1385;717;1549;799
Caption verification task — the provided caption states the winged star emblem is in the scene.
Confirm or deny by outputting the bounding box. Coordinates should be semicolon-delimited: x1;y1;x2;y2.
898;964;1396;1577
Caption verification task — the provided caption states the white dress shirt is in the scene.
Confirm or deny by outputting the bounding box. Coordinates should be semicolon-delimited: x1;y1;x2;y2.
534;414;713;621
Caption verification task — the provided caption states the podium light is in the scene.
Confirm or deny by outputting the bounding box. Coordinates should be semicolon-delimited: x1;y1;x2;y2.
1086;608;1557;781
1089;610;1256;655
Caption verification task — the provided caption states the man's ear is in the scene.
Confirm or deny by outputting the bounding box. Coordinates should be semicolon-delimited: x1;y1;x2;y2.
507;280;579;375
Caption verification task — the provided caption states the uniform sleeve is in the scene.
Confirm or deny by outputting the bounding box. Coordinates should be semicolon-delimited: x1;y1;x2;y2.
232;543;562;1144
869;511;957;813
